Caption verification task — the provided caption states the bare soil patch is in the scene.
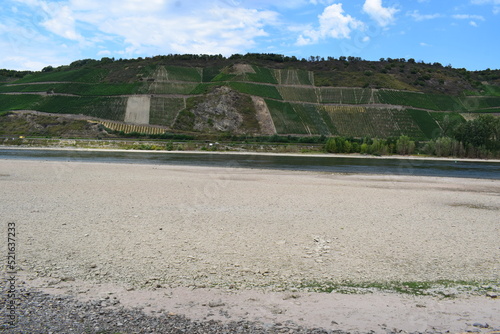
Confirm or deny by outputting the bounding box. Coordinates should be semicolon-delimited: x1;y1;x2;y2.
124;95;150;124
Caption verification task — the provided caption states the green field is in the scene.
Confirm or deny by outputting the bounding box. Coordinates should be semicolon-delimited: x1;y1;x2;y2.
14;67;108;84
319;106;425;138
0;82;141;96
377;90;464;111
34;96;127;121
149;97;185;126
228;82;282;100
162;66;202;82
318;87;375;104
0;84;57;93
0;94;43;110
407;109;441;139
139;82;199;95
274;69;314;86
265;100;308;134
291;103;331;135
246;66;278;84
460;96;500;111
278;86;319;103
2;58;499;140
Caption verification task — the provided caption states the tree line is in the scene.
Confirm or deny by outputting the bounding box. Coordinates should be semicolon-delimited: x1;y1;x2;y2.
324;115;500;158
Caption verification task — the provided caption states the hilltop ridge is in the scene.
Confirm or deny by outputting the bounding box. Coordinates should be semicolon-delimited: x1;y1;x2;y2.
1;54;499;141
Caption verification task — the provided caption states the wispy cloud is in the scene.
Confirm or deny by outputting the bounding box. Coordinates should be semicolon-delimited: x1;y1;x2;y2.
470;0;500;4
407;10;442;21
7;0;280;57
452;14;486;20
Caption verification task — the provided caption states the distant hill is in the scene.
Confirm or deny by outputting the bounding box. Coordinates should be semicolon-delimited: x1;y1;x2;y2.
1;54;499;140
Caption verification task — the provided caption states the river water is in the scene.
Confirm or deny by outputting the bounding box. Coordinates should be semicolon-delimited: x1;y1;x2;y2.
1;148;499;180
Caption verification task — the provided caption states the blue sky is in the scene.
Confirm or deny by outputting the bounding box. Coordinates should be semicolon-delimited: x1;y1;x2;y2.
1;0;499;71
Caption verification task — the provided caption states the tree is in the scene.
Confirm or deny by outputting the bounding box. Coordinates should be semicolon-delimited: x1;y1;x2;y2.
454;115;495;148
396;135;415;155
325;138;337;153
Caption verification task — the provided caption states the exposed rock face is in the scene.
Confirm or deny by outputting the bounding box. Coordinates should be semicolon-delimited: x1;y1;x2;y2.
177;86;261;134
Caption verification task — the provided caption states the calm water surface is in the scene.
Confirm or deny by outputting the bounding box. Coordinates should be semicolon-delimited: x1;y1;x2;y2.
1;148;499;180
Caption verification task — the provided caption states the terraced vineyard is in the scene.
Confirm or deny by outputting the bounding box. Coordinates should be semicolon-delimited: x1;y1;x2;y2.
278;86;319;103
319;87;376;104
96;121;166;135
274;69;314;85
149;97;185;126
1;58;499;139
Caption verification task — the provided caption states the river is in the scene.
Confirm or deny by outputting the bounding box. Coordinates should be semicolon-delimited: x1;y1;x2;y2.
1;148;499;179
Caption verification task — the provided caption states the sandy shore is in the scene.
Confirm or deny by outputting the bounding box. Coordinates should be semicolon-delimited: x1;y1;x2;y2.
1;159;499;332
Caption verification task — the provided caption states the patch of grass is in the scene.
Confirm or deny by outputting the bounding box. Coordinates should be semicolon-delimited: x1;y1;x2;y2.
164;65;202;82
36;96;127;121
319;87;374;104
319;106;424;138
298;280;498;296
465;85;500;97
291;103;331;135
149;97;185;126
407;109;441;139
315;71;416;91
190;83;221;95
461;96;500;111
14;67;108;83
377;90;464;111
274;69;313;85
202;66;223;82
0;94;43;110
265;99;308;134
138;82;198;95
246;66;278;84
0;82;142;96
211;72;237;82
173;109;196;131
59;83;141;96
430;111;466;126
278;86;319;103
228;82;282;100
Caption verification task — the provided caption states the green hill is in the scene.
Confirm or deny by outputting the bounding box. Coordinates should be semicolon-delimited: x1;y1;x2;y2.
1;54;499;140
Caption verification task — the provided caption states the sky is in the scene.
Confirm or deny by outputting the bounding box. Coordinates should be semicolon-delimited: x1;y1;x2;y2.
1;0;499;71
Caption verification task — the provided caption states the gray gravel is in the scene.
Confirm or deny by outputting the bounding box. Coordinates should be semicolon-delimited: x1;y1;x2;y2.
3;288;499;334
1;287;344;334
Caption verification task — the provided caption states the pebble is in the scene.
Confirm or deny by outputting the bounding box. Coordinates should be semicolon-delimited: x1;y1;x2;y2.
2;287;470;334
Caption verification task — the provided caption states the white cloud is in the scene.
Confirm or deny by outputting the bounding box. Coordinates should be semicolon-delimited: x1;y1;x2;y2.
362;0;398;27
452;14;485;20
40;2;83;41
88;6;278;56
407;10;442;21
470;0;500;13
309;0;336;4
471;0;500;4
420;42;432;47
469;20;478;26
296;3;365;45
6;0;280;58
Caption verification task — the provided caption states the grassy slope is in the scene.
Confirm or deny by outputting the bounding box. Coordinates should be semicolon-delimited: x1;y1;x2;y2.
1;58;499;139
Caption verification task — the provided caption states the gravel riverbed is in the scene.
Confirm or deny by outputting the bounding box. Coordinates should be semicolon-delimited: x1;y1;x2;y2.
1;159;499;333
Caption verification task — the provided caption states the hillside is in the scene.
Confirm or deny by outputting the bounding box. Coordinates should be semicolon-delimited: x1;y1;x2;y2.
1;54;499;140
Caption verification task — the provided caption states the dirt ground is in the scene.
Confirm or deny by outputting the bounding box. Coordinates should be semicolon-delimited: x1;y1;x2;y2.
124;96;150;124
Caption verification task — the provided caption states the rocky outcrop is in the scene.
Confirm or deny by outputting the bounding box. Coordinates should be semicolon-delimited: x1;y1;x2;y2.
175;86;262;134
